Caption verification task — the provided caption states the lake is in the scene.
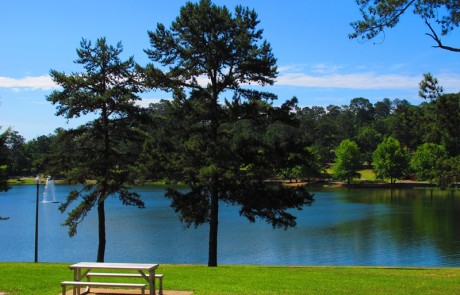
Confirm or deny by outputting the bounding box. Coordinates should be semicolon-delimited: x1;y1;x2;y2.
0;185;459;266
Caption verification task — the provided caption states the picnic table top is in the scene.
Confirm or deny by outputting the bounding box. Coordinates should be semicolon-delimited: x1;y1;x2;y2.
69;262;159;271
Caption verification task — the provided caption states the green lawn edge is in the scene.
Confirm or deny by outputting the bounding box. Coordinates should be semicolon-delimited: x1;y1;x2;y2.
0;263;459;295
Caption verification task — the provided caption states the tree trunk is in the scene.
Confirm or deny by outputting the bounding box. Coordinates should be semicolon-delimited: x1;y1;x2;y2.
97;101;109;263
208;188;219;267
208;88;220;267
97;199;106;262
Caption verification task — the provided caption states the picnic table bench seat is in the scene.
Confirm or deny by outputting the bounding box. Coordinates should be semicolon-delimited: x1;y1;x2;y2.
61;280;146;295
86;272;164;293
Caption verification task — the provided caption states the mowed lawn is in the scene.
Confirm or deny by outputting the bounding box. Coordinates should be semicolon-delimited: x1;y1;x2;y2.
0;263;459;294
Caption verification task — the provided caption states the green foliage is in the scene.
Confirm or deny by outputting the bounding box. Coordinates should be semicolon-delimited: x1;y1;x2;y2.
410;143;447;181
435;155;460;190
0;164;9;220
388;100;424;150
0;127;10;193
3;130;29;176
47;37;144;262
142;0;313;266
24;133;57;176
372;137;408;183
144;0;277;93
430;93;460;156
350;0;460;52
304;104;355;163
278;147;323;183
419;72;444;100
332;139;362;184
355;125;382;164
349;97;375;127
0;127;10;220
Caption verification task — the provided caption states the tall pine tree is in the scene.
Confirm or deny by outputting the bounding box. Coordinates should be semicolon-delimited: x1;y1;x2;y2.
47;38;144;262
142;0;313;266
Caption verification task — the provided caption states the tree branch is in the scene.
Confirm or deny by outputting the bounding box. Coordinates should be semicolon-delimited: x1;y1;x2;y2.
350;0;417;41
424;18;460;52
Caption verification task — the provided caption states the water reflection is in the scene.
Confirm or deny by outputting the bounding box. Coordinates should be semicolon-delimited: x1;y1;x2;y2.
0;185;458;266
335;188;460;265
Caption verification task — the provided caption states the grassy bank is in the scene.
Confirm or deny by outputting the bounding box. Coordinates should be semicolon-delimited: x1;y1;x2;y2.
0;263;459;294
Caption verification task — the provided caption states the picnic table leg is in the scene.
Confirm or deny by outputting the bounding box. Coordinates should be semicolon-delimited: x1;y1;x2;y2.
72;269;78;295
72;268;89;295
149;269;156;295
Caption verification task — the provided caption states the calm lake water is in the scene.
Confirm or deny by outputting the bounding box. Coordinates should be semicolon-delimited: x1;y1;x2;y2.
0;185;459;266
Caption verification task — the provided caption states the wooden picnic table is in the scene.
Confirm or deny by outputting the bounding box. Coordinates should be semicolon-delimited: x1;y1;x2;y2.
66;262;160;295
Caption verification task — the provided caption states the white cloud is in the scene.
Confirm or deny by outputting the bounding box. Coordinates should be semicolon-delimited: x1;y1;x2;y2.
1;70;458;96
276;72;422;89
437;73;460;93
136;97;170;108
276;63;460;93
0;75;58;91
310;63;344;75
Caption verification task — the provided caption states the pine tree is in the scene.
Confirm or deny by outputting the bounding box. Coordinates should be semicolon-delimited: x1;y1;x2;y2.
142;0;313;266
47;38;144;262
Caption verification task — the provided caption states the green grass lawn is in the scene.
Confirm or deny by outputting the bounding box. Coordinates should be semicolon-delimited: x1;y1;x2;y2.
358;169;376;181
0;263;459;295
325;168;378;183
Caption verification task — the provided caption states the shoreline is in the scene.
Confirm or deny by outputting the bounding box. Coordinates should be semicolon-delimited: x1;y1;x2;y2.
8;177;457;191
285;180;442;189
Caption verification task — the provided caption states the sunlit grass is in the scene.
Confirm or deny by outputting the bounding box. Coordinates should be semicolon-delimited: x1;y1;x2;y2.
0;263;459;295
358;169;376;181
325;168;378;183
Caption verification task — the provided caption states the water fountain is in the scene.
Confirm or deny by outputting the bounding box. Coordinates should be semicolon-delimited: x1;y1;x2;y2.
42;176;58;203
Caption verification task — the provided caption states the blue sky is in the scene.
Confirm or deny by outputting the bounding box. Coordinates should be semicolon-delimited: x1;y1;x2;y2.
1;0;459;140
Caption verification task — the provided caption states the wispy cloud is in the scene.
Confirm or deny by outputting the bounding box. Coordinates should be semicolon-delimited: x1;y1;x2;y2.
1;70;459;95
310;63;345;75
0;75;58;91
276;64;460;92
276;72;421;89
136;97;169;108
437;73;460;93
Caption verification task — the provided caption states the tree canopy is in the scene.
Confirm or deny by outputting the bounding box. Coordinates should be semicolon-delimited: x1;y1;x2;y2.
410;142;447;181
350;0;460;52
0;127;10;193
332;139;362;185
0;127;10;221
372;136;409;183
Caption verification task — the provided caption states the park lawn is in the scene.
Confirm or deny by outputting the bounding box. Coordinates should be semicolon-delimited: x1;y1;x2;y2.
358;169;376;181
325;168;378;183
0;263;459;295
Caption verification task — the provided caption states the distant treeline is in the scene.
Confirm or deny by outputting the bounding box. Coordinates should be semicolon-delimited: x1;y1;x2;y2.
1;94;459;188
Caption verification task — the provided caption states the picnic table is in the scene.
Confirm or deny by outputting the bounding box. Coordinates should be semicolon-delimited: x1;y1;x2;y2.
61;262;162;295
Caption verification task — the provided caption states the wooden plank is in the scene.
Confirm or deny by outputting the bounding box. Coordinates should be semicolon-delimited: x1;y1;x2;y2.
61;281;146;288
87;272;144;278
87;272;164;278
85;273;164;294
69;262;158;271
61;281;146;295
